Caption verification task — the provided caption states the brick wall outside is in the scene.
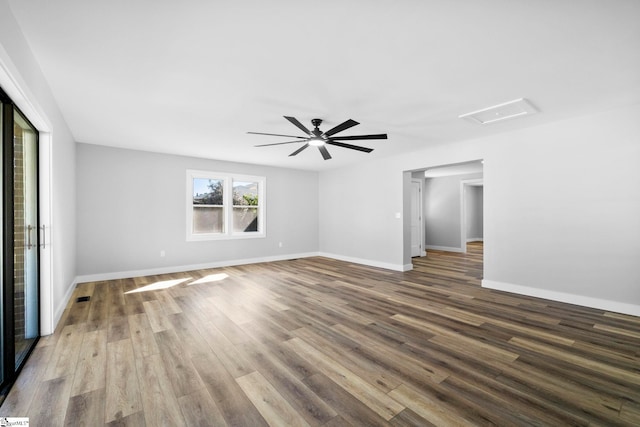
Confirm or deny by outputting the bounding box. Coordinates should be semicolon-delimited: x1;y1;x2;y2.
13;126;26;340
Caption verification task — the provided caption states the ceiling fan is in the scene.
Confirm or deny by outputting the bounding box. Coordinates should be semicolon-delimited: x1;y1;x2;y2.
248;116;388;160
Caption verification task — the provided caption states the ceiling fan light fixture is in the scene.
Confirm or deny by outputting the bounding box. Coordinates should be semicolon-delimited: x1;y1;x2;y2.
308;137;325;146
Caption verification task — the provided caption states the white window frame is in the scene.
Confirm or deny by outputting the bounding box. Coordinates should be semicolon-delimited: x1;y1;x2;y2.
186;169;266;241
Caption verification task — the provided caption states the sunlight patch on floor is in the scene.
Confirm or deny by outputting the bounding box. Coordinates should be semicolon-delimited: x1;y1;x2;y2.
124;278;191;294
188;273;229;285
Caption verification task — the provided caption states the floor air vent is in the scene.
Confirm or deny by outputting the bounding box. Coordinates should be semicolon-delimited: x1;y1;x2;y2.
76;296;91;302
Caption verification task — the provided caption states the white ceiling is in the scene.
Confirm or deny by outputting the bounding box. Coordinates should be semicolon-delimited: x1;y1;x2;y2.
7;0;640;171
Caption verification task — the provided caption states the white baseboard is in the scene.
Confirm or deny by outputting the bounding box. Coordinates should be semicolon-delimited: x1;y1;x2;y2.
424;245;465;253
482;279;640;317
466;237;484;242
75;251;412;286
318;252;412;272
47;278;78;336
75;252;321;284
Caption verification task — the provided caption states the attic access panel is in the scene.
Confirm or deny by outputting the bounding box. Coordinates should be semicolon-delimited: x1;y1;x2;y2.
459;98;538;124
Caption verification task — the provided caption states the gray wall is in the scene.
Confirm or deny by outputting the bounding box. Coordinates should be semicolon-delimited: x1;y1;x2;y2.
320;104;640;314
424;173;482;250
465;185;483;241
320;163;405;270
76;144;319;277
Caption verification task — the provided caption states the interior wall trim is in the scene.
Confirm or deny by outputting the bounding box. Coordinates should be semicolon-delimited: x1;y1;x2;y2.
53;278;78;333
74;252;322;285
424;245;465;253
318;252;412;272
74;251;412;287
482;279;640;317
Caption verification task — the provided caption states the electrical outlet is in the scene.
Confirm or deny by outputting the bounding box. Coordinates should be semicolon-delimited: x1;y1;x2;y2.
160;250;165;257
278;242;283;248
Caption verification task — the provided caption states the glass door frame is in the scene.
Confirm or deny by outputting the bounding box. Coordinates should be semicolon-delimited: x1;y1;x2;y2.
0;87;41;400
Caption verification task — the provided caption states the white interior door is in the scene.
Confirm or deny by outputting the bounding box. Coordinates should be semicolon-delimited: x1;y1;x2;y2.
410;179;423;257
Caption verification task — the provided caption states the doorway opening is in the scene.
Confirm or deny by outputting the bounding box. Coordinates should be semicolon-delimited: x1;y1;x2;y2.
461;178;484;251
406;160;484;279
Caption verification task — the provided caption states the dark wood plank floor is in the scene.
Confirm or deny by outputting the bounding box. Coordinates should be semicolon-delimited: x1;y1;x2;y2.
2;242;640;426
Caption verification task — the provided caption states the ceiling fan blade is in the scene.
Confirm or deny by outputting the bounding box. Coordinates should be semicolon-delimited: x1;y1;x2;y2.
289;143;310;157
318;145;332;160
255;140;307;147
330;133;388;141
284;116;311;135
247;131;307;139
326;140;373;153
324;119;359;137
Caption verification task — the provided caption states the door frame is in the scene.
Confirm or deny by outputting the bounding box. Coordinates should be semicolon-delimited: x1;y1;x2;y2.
1;91;42;397
0;58;54;400
410;178;425;257
460;178;484;253
0;62;53;336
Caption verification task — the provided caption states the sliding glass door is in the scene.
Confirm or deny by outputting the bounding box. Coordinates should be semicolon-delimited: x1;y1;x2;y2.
0;88;40;400
12;110;39;368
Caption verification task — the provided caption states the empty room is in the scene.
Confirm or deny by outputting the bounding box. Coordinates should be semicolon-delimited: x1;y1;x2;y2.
1;0;639;425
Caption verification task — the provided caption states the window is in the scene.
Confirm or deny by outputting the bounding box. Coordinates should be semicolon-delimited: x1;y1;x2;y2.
187;170;265;240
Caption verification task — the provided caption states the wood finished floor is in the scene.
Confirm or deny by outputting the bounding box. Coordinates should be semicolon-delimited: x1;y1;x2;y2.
2;242;640;426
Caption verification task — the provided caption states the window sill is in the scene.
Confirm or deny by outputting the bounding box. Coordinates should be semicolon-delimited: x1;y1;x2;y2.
187;232;266;242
